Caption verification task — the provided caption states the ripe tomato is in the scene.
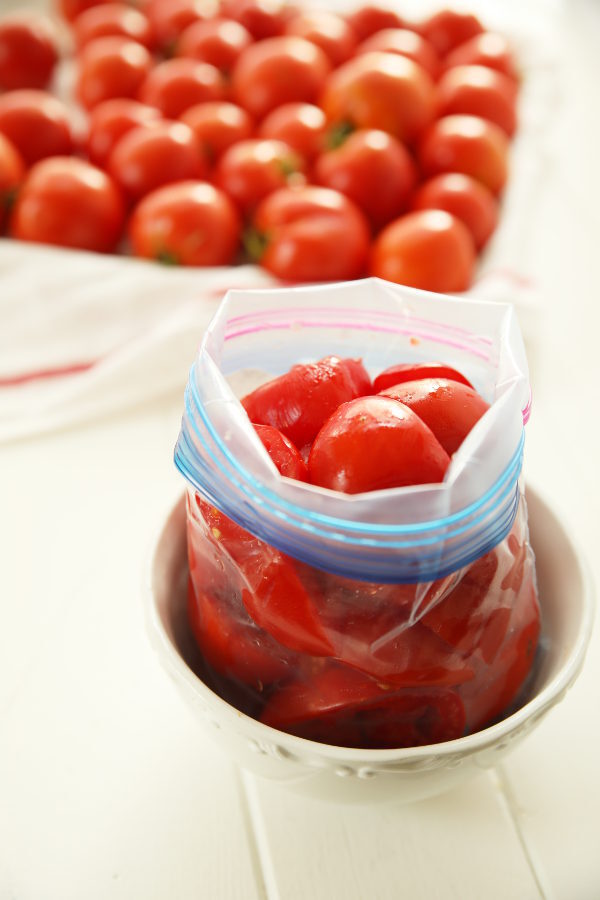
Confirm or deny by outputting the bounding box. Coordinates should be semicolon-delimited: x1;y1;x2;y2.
373;361;473;393
285;11;357;66
138;58;225;119
85;97;160;166
176;18;253;74
308;395;450;493
251;185;371;283
180;101;253;163
437;65;517;136
73;3;154;50
146;0;217;53
242;355;371;449
313;129;416;230
214;138;305;217
444;32;519;82
370;209;476;292
75;36;152;109
0;134;25;231
380;378;490;455
345;5;404;42
254;424;309;481
108;120;207;199
356;28;440;80
11;156;125;252
418;9;484;57
258;103;326;161
419;115;509;195
320;51;435;144
0;90;74;166
128;180;240;265
0;14;58;91
220;0;289;40
411;172;498;250
57;0;116;22
232;36;331;119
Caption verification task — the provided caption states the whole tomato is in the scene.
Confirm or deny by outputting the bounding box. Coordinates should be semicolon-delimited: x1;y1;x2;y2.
411;172;498;250
436;65;517;136
108;120;207;199
11;156;125;252
146;0;218;53
258;103;327;161
285;11;357;66
419;114;509;195
85;97;160;167
418;9;484;57
345;5;404;42
176;19;253;75
73;3;155;50
232;36;331;119
180;101;254;163
373;361;473;393
138;58;225;119
356;28;440;80
128;180;240;265
251;185;371;283
0;134;25;230
0;90;74;166
214;138;305;217
370;209;476;292
57;0;117;22
220;0;289;40
444;32;519;82
75;36;152;109
320;51;435;144
313;129;416;230
0;14;58;91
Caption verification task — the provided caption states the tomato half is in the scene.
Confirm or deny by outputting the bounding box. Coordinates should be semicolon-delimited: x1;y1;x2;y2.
418;114;509;195
76;36;152;109
176;18;253;74
214;138;305;217
410;172;498;250
373;361;473;393
356;28;440;80
73;3;155;50
285;11;357;66
254;423;309;481
180;101;254;164
85;97;160;167
0;14;58;91
0;134;25;231
436;65;517;137
138;58;226;119
0;90;74;165
258;103;327;161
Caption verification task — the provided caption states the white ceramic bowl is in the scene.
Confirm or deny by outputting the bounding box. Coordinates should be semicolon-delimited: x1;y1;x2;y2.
145;485;594;804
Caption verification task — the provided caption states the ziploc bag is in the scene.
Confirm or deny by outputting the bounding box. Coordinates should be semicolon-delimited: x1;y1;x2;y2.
175;278;540;748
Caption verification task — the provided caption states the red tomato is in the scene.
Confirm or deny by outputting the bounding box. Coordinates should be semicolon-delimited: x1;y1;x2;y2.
285;11;357;66
76;36;152;109
418;9;484;57
261;664;466;748
146;0;217;53
444;32;519;82
242;355;372;448
411;173;498;250
437;65;517;137
308;395;450;493
138;58;225;119
356;28;440;80
373;361;473;393
180;101;254;163
251;185;371;283
214;138;305;217
313;129;416;230
176;18;253;74
128;180;240;265
0;90;74;166
254;424;309;481
380;378;490;455
73;3;154;49
345;5;404;42
108;120;207;199
0;134;25;231
0;14;58;91
11;156;125;252
320;51;435;144
85;97;160;166
57;0;117;22
418;114;509;195
370;209;476;292
258;103;326;161
220;0;289;40
232;36;331;119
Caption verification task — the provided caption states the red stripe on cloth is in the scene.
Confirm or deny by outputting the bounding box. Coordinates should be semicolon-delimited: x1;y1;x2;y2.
0;360;98;387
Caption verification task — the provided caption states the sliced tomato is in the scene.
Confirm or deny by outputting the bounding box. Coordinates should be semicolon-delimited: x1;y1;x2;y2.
373;361;473;392
254;423;308;481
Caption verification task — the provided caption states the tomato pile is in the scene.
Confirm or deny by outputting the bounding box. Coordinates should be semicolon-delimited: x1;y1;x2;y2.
187;356;540;748
0;2;520;291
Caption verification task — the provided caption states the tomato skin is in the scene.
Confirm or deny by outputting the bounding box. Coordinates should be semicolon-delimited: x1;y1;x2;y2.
356;28;440;80
176;18;253;74
436;65;517;137
57;0;116;23
232;36;331;120
108;120;207;199
345;5;404;42
242;354;371;448
410;172;498;250
73;3;155;50
285;11;357;67
0;90;73;166
419;114;509;195
85;97;160;166
128;180;240;265
370;209;476;293
146;0;217;53
214;138;304;217
11;156;125;253
418;9;484;58
313;129;416;230
380;377;490;456
0;15;58;91
254;424;309;481
373;362;473;393
138;58;225;119
320;51;435;144
252;185;371;283
445;32;519;82
0;134;25;231
180;101;254;164
258;103;326;161
220;0;289;41
76;36;153;109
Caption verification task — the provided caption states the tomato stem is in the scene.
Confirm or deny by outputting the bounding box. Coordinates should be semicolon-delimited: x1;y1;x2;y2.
243;227;270;263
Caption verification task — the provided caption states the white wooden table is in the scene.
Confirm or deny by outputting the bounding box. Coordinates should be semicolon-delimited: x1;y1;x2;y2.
1;0;600;897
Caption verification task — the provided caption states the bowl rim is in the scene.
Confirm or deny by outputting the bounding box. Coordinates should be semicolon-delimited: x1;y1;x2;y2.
143;481;595;763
